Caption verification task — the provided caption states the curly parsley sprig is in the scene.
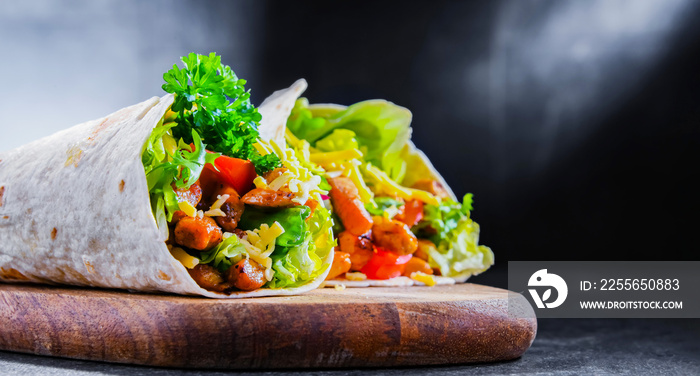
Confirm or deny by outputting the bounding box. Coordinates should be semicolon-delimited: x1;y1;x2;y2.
162;52;280;174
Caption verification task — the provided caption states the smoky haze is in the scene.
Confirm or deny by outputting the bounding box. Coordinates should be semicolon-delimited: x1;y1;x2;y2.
0;0;262;152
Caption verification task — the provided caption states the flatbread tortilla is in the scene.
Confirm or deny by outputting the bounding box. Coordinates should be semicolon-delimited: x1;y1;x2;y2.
258;79;308;147
0;94;331;298
322;276;457;288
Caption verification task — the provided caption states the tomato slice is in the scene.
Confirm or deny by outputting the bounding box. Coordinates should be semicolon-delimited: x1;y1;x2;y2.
204;155;257;195
360;247;413;280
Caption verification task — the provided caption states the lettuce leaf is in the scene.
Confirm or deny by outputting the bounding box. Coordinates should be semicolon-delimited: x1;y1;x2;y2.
238;206;311;247
143;126;219;223
415;193;473;244
199;235;247;273
266;205;334;288
365;196;404;218
414;193;492;277
427;218;494;278
288;98;412;182
315;129;359;152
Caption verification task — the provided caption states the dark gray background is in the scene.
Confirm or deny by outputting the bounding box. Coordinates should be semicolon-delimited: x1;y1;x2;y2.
254;0;700;278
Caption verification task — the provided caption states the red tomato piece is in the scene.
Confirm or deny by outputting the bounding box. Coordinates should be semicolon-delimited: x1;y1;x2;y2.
360;247;413;280
205;155;257;195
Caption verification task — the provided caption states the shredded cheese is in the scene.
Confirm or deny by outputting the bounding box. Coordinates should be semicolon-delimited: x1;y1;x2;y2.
204;209;225;217
268;139;326;204
240;222;286;281
171;247;199;269
410;271;437;286
363;163;439;206
345;272;368;281
246;222;285;257
253;138;327;205
343;160;375;204
285;128;302;149
178;201;196;217
268;171;294;191
253;176;268;189
254;141;272;156
211;194;229;211
309;149;363;166
204;194;229;217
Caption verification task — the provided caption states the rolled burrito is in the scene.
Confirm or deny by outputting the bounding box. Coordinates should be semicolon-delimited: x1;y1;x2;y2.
277;79;494;287
0;53;334;298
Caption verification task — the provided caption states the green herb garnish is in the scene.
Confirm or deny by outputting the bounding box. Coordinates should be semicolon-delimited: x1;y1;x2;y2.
162;52;280;174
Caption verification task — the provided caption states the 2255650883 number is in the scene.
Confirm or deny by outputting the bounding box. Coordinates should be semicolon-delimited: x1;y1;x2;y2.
600;278;679;291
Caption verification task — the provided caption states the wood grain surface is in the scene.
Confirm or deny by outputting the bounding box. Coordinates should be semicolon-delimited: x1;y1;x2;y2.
0;283;537;370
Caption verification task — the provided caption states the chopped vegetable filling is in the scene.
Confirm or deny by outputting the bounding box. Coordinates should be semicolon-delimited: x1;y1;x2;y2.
286;98;494;281
143;53;333;293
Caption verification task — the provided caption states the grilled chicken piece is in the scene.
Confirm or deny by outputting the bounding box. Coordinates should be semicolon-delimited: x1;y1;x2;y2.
212;185;245;232
326;251;352;280
240;188;296;208
174;182;202;206
328;176;373;236
171;182;203;223
262;167;288;183
196;167;221;208
411;179;450;199
371;216;418;256
188;264;231;292
337;231;374;271
414;239;436;261
174;216;223;251
227;259;267;291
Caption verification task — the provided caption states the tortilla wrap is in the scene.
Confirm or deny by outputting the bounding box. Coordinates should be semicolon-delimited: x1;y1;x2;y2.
323;276;456;288
258;79;308;147
263;79;485;287
0;94;332;298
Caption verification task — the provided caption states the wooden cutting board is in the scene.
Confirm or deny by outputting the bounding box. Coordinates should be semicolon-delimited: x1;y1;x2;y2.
0;283;536;369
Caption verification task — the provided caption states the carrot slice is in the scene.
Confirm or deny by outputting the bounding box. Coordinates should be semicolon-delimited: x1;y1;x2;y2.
395;199;424;228
328;177;373;235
